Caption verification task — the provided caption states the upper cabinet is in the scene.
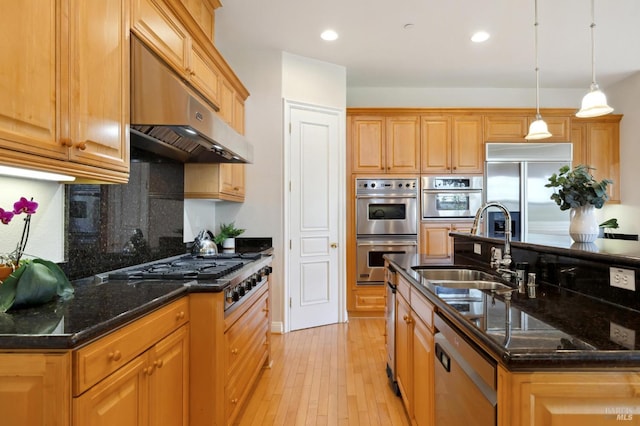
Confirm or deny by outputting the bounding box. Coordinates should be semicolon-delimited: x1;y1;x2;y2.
0;0;130;183
421;114;483;174
571;116;622;203
350;115;420;174
484;113;571;142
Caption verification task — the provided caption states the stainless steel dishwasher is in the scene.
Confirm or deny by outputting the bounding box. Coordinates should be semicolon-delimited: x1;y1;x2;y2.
434;313;497;426
384;264;400;395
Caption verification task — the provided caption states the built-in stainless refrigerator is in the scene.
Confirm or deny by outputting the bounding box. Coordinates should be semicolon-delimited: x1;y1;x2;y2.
484;143;572;241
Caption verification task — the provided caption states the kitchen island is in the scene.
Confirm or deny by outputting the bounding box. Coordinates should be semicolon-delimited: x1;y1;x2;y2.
0;252;273;426
386;233;640;425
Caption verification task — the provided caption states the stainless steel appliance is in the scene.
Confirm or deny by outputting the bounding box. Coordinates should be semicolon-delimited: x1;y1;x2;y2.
422;176;483;219
356;178;418;285
385;264;399;394
434;313;497;426
356;178;418;236
485;143;572;241
103;252;272;313
130;36;253;164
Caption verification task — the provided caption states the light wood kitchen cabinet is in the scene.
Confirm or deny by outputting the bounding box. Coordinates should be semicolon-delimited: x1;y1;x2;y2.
351;287;386;314
351;115;420;173
394;273;436;425
184;163;245;202
0;0;129;183
499;368;640;425
527;115;571;141
420;221;474;264
485;114;571;142
190;276;272;426
73;298;190;426
0;352;71;426
176;0;220;42
421;114;483;174
571;117;621;202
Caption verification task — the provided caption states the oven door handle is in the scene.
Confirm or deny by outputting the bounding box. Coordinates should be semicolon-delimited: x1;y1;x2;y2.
356;241;418;247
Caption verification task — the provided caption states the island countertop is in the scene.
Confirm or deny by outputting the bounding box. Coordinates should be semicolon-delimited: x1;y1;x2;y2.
386;252;640;370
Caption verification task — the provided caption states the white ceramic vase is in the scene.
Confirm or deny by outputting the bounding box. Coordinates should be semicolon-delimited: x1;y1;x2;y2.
222;237;235;252
569;205;599;243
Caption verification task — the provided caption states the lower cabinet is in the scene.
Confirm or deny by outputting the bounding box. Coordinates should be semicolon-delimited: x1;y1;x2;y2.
499;368;640;425
73;298;190;426
395;274;436;425
0;352;71;426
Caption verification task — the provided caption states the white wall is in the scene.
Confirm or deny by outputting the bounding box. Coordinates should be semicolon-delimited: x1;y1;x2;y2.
282;52;347;108
0;176;65;262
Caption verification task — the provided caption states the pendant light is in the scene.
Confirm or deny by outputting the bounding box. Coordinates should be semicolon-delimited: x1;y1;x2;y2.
525;0;552;140
576;0;613;118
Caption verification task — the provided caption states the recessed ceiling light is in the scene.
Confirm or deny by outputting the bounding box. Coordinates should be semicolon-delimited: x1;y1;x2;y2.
471;31;490;43
320;29;338;41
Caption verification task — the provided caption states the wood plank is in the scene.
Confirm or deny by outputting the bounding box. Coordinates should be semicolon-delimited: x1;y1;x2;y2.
235;318;409;425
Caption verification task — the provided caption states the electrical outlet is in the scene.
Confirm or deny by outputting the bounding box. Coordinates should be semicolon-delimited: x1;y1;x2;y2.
610;321;635;349
473;243;482;255
610;267;636;291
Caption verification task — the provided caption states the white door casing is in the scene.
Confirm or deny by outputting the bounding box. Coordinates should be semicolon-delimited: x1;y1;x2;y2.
286;101;345;331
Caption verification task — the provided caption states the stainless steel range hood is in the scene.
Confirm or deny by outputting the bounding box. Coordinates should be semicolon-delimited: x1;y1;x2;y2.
130;37;252;163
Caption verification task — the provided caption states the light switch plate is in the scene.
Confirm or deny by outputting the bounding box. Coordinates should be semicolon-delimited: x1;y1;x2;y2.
473;243;482;255
610;267;636;291
610;321;635;349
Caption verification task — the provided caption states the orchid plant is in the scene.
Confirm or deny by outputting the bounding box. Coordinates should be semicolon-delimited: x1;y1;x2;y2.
0;197;38;268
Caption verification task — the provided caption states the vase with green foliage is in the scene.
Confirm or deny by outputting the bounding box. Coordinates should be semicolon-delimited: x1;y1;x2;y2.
545;164;613;243
214;222;245;250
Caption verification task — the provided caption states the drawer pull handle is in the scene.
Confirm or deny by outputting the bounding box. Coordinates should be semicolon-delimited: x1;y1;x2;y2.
154;359;164;369
176;311;185;320
231;348;239;355
231;398;238;404
60;138;73;147
262;308;269;313
144;366;155;376
108;350;122;361
75;141;87;151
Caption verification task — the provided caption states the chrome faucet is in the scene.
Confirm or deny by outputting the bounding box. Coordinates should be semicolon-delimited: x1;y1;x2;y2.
471;202;512;270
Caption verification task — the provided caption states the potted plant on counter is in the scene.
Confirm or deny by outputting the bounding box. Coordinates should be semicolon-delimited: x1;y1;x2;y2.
214;222;245;252
545;164;613;243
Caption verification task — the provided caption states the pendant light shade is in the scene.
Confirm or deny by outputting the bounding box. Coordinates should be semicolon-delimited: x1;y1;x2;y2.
525;0;551;140
576;0;613;118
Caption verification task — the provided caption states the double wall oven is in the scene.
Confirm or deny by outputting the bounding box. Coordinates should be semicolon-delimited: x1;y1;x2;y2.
356;178;418;285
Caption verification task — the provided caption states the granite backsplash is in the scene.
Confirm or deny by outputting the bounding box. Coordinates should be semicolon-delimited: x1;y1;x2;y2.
62;150;186;281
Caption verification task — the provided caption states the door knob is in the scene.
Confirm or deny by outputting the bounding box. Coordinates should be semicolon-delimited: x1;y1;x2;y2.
331;243;338;248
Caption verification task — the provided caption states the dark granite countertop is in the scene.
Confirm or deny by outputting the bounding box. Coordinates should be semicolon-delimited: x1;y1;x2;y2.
0;252;273;350
386;253;640;371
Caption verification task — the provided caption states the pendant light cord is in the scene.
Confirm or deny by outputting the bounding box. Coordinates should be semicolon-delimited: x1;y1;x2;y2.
534;0;541;117
589;0;597;87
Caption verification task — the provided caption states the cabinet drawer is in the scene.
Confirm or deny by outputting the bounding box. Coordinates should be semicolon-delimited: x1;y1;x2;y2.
397;275;411;302
225;291;269;378
225;340;269;423
73;298;189;395
412;290;435;332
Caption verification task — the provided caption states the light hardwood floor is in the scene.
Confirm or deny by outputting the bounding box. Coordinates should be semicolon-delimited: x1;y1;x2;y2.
235;318;410;426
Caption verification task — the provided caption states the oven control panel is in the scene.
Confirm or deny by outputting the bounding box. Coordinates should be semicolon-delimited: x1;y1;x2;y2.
224;266;272;311
356;178;418;196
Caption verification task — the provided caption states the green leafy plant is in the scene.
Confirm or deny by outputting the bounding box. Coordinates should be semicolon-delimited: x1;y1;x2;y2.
545;164;612;210
214;222;245;244
599;218;619;230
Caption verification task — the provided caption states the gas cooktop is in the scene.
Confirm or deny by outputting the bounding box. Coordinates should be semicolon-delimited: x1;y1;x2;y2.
107;253;262;281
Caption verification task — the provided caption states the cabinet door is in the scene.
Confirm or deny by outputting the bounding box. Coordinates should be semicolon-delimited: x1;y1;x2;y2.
351;116;385;173
74;355;147;426
396;293;413;415
420;223;452;260
220;164;245;200
0;353;70;426
386;116;420;173
68;0;129;172
527;116;571;141
421;115;451;173
587;122;620;202
452;115;483;174
233;92;246;134
484;116;528;141
218;78;235;126
190;41;221;107
131;0;189;76
148;326;189;426
0;0;67;159
413;316;434;426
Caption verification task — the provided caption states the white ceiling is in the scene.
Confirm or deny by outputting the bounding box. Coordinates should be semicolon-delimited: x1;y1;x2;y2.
216;0;640;90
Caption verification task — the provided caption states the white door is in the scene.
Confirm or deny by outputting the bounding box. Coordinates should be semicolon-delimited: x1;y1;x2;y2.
287;102;343;331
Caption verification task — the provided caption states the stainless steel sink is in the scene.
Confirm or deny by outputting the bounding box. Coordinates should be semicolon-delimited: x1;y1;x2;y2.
414;268;514;291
